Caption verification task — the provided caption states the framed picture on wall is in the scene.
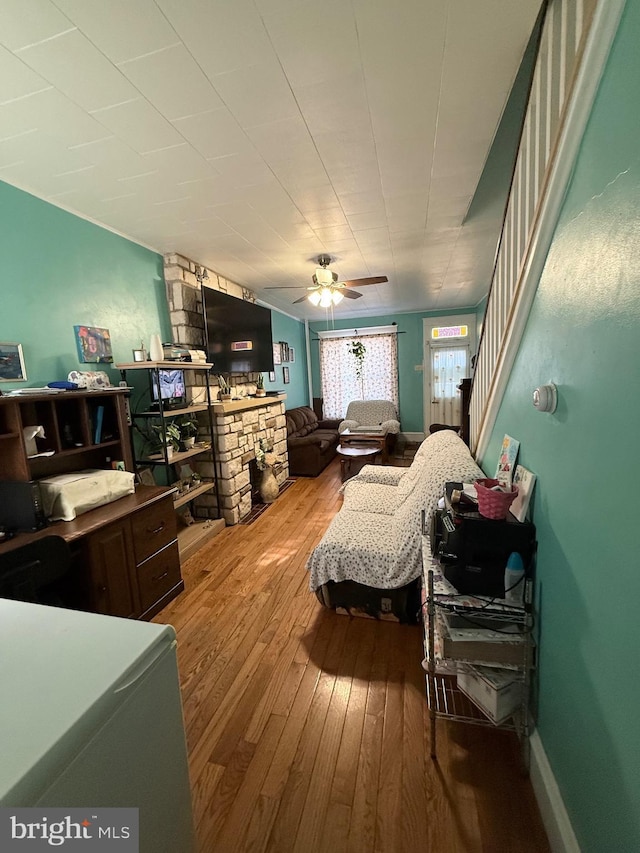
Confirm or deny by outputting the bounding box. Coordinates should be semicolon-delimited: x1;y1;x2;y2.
268;371;276;382
280;341;290;362
74;325;114;363
273;343;282;365
283;366;290;384
289;347;295;363
0;342;27;382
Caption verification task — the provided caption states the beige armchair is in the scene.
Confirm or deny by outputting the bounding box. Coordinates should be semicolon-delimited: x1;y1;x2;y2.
338;400;400;457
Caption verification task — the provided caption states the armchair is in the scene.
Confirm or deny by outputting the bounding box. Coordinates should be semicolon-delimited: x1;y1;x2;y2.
338;399;400;459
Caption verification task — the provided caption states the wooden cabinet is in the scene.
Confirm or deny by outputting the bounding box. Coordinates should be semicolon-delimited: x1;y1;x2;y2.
0;389;133;482
0;383;184;620
81;493;181;621
85;519;138;619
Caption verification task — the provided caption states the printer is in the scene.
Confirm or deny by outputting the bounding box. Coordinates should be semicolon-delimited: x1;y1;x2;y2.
430;482;536;597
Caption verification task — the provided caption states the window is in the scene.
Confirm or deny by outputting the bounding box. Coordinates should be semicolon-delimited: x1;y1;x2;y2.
318;326;399;419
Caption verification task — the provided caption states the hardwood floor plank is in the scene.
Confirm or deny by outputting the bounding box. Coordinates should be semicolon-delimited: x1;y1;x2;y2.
152;456;550;853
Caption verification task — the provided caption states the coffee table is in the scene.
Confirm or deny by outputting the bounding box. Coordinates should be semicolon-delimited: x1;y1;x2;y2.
339;428;390;463
337;444;380;482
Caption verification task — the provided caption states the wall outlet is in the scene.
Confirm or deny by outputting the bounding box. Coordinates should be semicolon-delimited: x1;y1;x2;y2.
414;364;424;371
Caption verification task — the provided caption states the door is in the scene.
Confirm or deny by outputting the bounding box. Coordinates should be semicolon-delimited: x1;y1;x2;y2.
428;345;470;427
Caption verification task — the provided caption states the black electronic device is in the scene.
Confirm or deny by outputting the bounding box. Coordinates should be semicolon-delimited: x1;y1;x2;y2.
202;287;274;374
0;480;47;532
431;482;536;598
150;367;187;409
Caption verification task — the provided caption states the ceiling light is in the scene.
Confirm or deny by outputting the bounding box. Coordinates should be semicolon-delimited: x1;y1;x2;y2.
318;287;334;308
307;285;345;307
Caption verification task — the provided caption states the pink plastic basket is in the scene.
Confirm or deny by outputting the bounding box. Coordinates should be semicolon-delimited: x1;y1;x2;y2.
475;478;519;520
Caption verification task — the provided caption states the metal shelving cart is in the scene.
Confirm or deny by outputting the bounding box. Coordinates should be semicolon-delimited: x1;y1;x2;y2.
422;542;535;770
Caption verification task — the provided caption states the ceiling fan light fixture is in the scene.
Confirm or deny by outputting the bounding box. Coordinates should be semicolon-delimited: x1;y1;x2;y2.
331;289;344;305
308;290;322;306
318;286;335;308
315;267;334;286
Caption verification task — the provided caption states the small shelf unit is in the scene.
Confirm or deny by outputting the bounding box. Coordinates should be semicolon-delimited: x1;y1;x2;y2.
422;541;535;769
116;361;222;545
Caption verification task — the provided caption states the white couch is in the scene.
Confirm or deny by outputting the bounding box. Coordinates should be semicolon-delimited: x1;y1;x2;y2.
307;430;483;601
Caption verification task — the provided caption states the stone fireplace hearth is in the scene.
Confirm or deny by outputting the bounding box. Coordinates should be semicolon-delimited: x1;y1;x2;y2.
163;252;290;526
211;396;288;526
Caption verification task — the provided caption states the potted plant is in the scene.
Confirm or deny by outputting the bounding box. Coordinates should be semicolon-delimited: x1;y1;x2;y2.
348;339;367;399
151;421;181;459
177;414;199;449
217;375;232;401
255;373;266;397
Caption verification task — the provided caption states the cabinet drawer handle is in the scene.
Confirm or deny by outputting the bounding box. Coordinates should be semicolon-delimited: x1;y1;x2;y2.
148;522;166;534
153;571;169;582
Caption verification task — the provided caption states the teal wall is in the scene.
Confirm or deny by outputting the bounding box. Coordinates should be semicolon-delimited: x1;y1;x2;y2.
267;311;308;409
309;309;476;432
481;2;640;849
0;181;168;388
0;180;307;406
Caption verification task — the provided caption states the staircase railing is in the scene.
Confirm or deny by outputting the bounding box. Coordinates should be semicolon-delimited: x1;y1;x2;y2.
469;0;620;456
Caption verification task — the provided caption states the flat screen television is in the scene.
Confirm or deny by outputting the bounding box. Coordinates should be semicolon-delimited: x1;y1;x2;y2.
202;287;274;375
151;368;187;409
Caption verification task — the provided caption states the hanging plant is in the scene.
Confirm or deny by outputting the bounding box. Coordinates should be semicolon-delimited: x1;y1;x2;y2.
348;339;366;381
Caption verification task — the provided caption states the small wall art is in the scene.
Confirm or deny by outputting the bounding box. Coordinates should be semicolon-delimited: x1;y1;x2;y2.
289;347;295;363
268;371;276;382
74;325;114;363
0;342;27;382
283;366;290;384
273;342;282;365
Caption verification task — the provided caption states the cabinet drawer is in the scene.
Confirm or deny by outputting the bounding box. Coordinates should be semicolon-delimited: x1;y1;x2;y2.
137;541;181;614
131;498;176;565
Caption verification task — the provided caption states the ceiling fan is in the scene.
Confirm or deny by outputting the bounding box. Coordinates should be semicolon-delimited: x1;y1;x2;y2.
265;255;388;306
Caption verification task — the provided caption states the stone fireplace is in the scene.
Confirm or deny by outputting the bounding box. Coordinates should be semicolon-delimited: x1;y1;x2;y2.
163;253;289;526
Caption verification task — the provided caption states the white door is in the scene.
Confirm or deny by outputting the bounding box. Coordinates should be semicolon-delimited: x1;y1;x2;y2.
428;345;469;426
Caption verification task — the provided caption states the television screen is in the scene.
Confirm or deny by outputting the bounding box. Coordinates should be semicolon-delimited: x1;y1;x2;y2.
151;368;186;406
202;288;274;375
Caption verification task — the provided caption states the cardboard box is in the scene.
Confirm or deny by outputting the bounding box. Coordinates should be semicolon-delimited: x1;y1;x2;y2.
457;665;522;725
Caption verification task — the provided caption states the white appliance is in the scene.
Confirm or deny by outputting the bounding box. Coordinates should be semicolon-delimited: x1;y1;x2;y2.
0;599;194;852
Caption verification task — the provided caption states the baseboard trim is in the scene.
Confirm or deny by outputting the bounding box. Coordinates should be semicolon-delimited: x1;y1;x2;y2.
401;432;425;443
530;729;581;853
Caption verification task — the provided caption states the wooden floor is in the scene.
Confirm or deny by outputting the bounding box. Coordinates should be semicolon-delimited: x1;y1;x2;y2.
155;458;550;853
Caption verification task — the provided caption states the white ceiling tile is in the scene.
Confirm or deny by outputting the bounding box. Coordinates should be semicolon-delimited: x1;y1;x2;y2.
171;109;255;160
0;0;539;317
17;29;138;112
0;88;112;147
0;47;52;105
211;59;301;129
118;44;224;121
54;0;178;64
0;0;74;51
91;98;184;154
157;0;274;77
261;0;360;89
312;224;354;244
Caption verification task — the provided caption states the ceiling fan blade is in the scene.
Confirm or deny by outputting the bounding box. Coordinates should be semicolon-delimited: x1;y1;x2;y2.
341;276;388;288
292;294;309;304
264;285;308;290
342;289;363;299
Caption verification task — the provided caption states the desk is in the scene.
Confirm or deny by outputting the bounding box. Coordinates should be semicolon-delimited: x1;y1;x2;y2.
0;486;182;620
337;444;380;482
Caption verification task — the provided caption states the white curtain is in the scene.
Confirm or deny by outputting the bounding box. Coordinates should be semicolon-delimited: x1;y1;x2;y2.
319;332;399;419
430;346;467;424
